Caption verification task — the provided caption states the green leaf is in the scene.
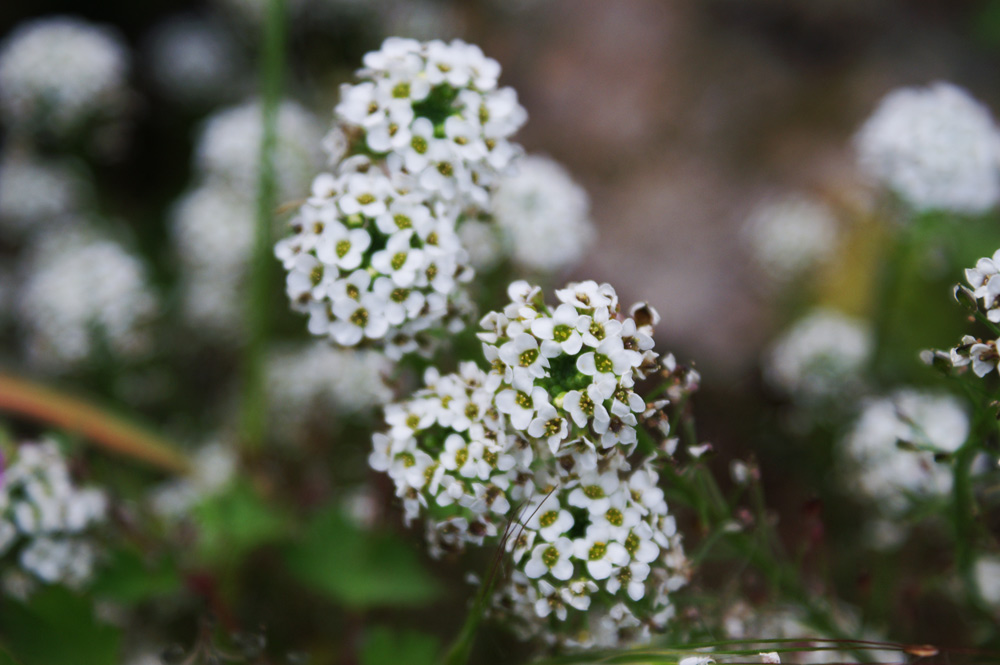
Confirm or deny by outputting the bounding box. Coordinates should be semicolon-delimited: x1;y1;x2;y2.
360;626;440;665
89;547;181;604
0;586;121;665
284;508;440;609
192;480;289;565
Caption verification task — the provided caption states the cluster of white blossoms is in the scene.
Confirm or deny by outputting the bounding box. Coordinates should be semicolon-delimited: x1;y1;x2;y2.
0;439;107;592
0;16;129;135
267;343;393;444
844;390;968;514
332;36;526;208
855;82;1000;215
742;194;839;283
276;155;474;358
924;248;1000;378
490;154;594;272
765;309;873;401
16;228;158;370
372;281;690;648
278;37;527;356
0;151;89;236
195;99;323;202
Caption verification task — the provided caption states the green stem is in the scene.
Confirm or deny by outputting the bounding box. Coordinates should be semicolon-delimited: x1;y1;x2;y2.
241;0;286;451
953;441;981;607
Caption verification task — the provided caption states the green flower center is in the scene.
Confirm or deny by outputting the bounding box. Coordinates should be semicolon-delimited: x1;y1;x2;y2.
514;391;533;409
391;288;410;303
392;82;410;98
411;136;428;154
350;308;368;327
406;414;420;429
589;321;605;340
541;546;560;568
544;419;561;436
346;284;360;300
391;252;408;270
588;542;607;561
464;403;479;419
454;448;468;467
583;484;604;499
605;508;624;527
394;214;412;229
436;162;454;176
578;393;595;416
624;532;640;555
356;193;375;205
426;264;438;281
426;232;438;246
594;353;614;374
478;104;489;124
336;240;351;258
519;348;539;367
483;450;497;467
553;324;573;342
309;265;323;286
395;452;415;467
539;510;559;528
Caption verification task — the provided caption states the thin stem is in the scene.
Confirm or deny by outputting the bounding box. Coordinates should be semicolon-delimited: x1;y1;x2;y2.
241;0;286;451
0;373;190;474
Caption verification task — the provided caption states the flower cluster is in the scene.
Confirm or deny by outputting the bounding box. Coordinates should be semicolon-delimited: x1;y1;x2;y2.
844;389;969;514
278;37;527;356
333;36;526;208
0;16;129;135
144;14;242;108
275;156;474;358
371;281;690;648
925;248;1000;379
765;309;873;401
854;82;1000;214
17;227;159;370
490;154;594;272
480;281;659;455
0;439;107;592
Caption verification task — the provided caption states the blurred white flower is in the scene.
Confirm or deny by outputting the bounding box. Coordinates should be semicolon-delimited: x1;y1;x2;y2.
267;343;392;443
457;219;504;271
195;99;323;201
855;82;1000;214
765;309;872;400
844;389;968;513
975;555;1000;606
743;194;838;282
144;14;243;106
0;439;107;592
492;155;594;272
0;16;129;134
150;443;236;519
0;150;89;235
17;227;158;370
171;183;256;337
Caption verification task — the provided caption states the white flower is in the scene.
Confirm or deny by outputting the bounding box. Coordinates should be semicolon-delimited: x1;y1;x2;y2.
845;390;969;513
492;154;594;271
0;16;128;133
743;194;839;282
17;227;158;369
526;499;575;542
524;537;575;580
196;99;323;201
0;151;88;235
765;309;872;400
496;386;550;430
527;403;569;454
573;524;629;580
855;82;1000;214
